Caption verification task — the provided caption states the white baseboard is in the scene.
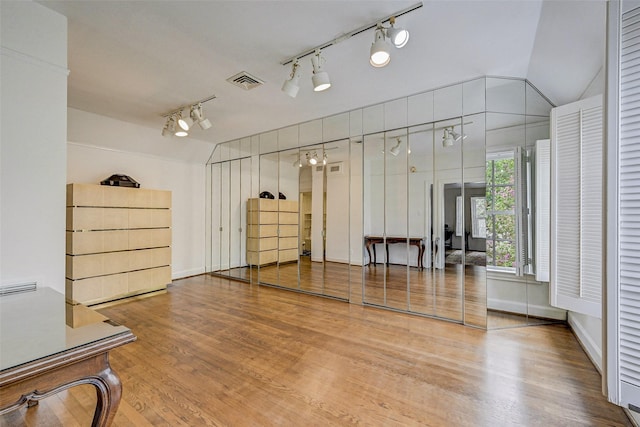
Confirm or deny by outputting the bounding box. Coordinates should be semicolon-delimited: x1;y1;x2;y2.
488;298;567;320
172;267;205;280
568;313;602;372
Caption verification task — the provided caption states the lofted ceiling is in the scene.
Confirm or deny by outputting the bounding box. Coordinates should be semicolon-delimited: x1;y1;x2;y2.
38;0;606;158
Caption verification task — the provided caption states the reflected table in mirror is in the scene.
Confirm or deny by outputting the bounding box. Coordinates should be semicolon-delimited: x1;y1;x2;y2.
364;236;425;270
0;287;136;426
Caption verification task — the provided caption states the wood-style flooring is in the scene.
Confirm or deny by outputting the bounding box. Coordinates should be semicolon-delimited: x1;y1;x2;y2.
2;274;630;426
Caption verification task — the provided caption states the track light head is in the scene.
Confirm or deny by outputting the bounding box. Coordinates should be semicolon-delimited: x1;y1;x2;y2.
190;103;212;130
162;116;175;137
282;60;302;98
322;152;328;165
293;157;303;168
308;151;319;165
389;138;402;156
386;16;409;48
442;128;454;147
450;129;462;142
177;111;192;132
311;50;331;92
370;26;391;67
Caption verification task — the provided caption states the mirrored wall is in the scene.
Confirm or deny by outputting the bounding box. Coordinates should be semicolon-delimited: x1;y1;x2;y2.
206;76;566;329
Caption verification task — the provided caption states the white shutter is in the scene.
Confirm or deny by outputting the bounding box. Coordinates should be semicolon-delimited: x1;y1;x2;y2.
550;95;602;318
535;139;550;282
618;3;640;407
515;147;528;276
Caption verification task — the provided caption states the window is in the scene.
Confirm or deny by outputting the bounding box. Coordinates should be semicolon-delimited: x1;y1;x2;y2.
455;196;463;237
470;197;486;239
486;151;516;271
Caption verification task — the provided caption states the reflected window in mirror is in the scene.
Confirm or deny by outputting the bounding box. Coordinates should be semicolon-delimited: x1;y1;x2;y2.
486;151;517;272
470;197;486;239
486;149;536;276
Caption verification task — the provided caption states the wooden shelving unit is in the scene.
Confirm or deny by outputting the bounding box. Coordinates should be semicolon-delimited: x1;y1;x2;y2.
246;198;299;266
65;183;172;306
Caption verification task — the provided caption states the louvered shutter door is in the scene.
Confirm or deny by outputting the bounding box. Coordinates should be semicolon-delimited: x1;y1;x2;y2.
619;4;640;406
536;139;550;283
550;95;602;318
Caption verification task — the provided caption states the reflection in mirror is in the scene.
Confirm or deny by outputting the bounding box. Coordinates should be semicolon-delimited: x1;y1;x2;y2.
433;118;463;321
277;148;301;290
298;144;325;295
255;151;280;287
349;137;364;303
485;113;528;328
363;132;386;307
383;129;409;311
323;139;351;300
462;114;487;328
408;124;434;316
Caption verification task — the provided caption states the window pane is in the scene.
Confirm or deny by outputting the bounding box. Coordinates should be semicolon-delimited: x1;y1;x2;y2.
494;185;515;211
487;214;515;240
494;240;516;267
494;158;515;185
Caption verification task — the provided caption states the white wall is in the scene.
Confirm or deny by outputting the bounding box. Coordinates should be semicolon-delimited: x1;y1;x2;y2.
1;1;68;294
67;108;207;279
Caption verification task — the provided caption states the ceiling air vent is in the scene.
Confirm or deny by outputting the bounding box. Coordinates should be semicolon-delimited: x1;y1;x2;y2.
226;71;264;90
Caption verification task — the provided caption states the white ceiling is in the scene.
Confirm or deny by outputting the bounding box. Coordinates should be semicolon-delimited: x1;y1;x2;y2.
38;0;606;155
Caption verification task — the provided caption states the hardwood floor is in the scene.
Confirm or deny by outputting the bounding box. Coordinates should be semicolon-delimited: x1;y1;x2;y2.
3;274;629;426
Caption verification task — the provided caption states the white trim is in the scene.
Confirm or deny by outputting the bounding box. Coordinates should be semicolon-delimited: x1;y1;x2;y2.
569;312;603;373
173;267;206;280
606;0;621;405
487;297;567;320
1;46;69;76
67;141;206;165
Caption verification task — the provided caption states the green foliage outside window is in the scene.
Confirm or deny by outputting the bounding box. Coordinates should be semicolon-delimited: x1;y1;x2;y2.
486;156;516;269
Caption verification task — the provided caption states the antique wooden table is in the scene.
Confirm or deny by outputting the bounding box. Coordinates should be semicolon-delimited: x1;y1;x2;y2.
0;287;136;426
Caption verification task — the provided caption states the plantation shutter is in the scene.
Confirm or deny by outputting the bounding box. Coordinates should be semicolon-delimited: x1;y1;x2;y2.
549;95;603;318
616;2;640;408
535;139;550;283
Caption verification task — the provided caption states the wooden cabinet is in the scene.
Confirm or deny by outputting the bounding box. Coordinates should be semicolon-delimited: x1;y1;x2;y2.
66;184;171;306
246;198;299;266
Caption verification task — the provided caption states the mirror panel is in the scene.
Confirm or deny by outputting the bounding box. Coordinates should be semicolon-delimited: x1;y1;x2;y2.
349;137;364;303
220;161;231;275
462;114;487;328
210;162;222;274
485;113;528;328
384;129;409;311
363;132;386;306
299;144;325;295
486;78;525;115
433;118;463;322
324;139;350;300
278;148;301;290
408;124;434;315
256;151;280;287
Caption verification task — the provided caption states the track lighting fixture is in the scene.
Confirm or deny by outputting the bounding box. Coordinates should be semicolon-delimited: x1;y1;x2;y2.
162;116;176;137
442;126;467;147
322;152;328;165
386;16;410;48
311;50;331;92
370;25;391;68
307;151;319;165
389;138;402;156
293;156;303;168
442;128;454;147
190;103;212;130
282;60;302;98
369;16;410;68
161;95;216;137
280;3;421;95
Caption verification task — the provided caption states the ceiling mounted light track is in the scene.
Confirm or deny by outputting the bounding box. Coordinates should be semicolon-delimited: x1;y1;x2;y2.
161;94;215;137
280;2;422;95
